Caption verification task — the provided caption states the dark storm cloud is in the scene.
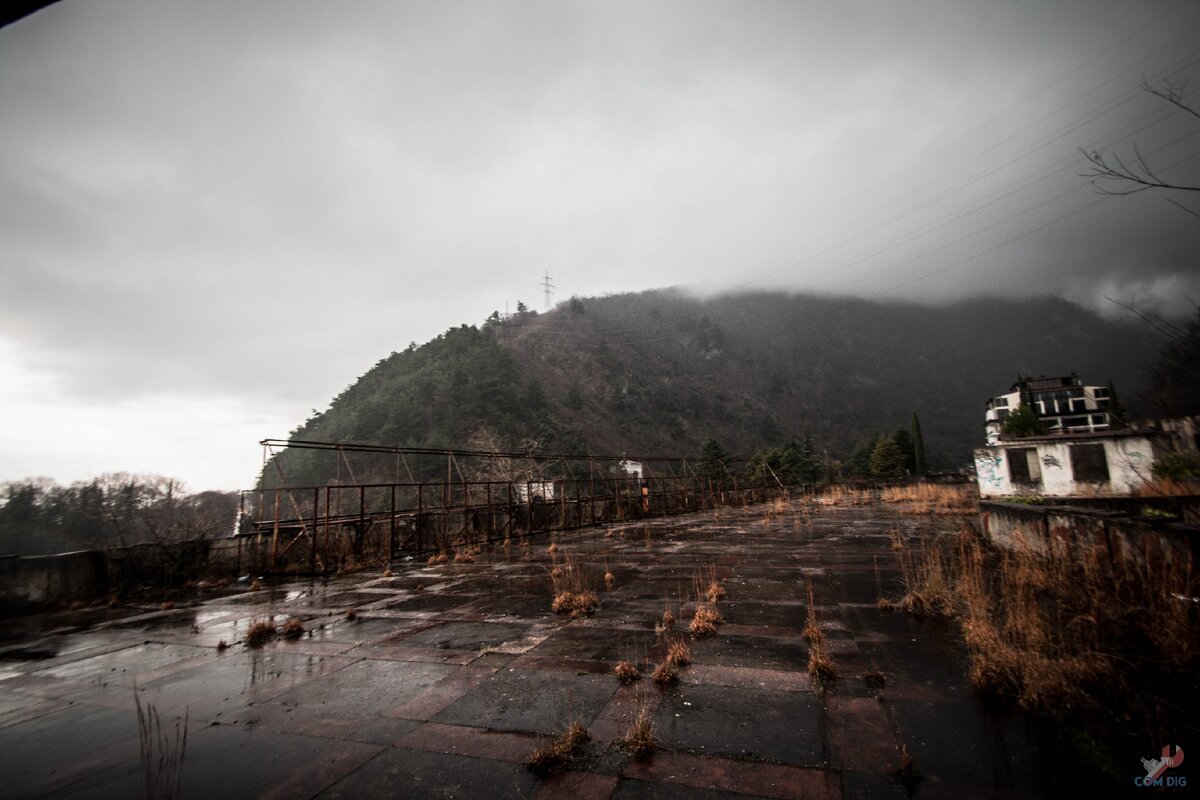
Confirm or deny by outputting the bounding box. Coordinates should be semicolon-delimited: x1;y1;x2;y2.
1;0;1198;487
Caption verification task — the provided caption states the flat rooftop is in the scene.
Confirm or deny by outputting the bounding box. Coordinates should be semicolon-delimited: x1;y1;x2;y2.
1;500;1067;798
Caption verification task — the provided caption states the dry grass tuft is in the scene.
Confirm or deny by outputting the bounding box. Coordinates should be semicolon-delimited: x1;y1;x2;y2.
547;542;559;554
614;661;641;683
382;567;393;578
604;570;615;587
803;579;825;643
666;639;692;667
281;618;305;640
894;521;1199;714
808;637;838;683
344;609;358;621
549;553;599;617
135;691;188;800
552;591;600;616
652;659;680;685
661;609;676;631
453;550;475;563
688;604;721;638
427;553;449;566
876;597;895;612
881;482;978;514
527;720;590;774
248;579;263;591
245;619;276;648
613;702;656;759
693;565;726;604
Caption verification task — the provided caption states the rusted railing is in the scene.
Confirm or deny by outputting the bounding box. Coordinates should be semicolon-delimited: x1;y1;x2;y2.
240;475;783;575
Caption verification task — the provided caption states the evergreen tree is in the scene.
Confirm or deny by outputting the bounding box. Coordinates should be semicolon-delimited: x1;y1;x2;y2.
892;428;915;475
869;436;907;480
912;412;927;475
846;438;876;479
697;438;730;480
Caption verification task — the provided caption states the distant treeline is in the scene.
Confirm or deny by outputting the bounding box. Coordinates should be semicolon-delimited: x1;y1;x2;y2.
0;474;239;557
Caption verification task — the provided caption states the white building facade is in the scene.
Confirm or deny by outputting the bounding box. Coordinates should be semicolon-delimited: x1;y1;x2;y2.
974;430;1157;499
984;375;1113;445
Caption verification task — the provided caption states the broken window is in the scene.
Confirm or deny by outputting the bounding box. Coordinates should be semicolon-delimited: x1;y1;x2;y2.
1007;448;1041;485
1070;444;1109;483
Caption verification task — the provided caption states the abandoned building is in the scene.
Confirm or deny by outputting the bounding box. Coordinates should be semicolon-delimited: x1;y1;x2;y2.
983;374;1114;445
975;372;1198;499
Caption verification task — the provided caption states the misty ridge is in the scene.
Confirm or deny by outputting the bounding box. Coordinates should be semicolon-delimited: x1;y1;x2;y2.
263;288;1160;488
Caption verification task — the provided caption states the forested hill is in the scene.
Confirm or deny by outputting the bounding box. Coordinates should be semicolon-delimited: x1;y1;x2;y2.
264;289;1156;486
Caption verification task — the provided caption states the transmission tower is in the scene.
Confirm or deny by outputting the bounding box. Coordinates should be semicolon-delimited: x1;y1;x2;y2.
540;270;555;311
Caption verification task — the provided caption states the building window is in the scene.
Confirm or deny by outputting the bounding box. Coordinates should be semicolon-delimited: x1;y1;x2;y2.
1007;448;1041;484
1070;444;1109;482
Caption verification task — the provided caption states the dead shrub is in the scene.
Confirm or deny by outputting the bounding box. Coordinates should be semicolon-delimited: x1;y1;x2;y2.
527;720;590;775
245;619;276;648
615;661;641;683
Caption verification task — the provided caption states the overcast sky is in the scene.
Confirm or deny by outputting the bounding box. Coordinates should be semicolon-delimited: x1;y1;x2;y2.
2;0;1199;491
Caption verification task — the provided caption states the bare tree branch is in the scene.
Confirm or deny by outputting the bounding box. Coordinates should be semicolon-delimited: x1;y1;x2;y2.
1081;79;1200;195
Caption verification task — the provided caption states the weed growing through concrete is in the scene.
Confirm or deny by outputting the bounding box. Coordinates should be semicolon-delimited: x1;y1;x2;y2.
808;636;838;683
135;690;188;800
804;580;837;683
549;553;599;617
803;579;824;643
666;638;691;667
526;720;590;775
652;659;679;685
688;605;721;638
615;661;641;684
245;619;276;648
281;618;305;640
895;742;921;792
613;701;656;759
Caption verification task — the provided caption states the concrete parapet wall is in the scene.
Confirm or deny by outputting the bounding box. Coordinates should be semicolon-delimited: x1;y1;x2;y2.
980;500;1199;566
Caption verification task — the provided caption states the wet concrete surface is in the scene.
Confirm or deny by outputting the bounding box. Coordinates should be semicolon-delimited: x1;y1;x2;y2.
0;501;1106;798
